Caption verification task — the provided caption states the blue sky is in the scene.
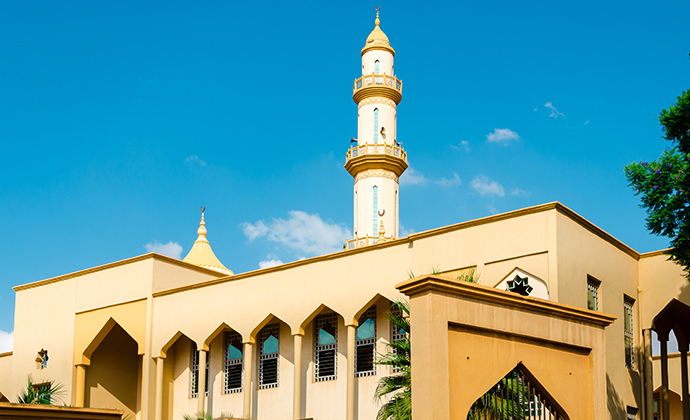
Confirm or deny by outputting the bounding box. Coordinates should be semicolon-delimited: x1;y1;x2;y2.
0;0;688;347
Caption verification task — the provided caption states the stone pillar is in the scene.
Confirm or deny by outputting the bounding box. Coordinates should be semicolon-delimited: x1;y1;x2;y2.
644;329;654;420
154;357;164;420
346;324;356;420
243;342;254;419
197;350;207;414
661;337;670;420
292;334;304;420
75;364;87;407
679;337;689;420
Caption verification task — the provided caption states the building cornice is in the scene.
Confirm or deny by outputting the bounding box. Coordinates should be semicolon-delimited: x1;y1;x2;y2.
353;85;402;105
396;274;617;328
0;351;12;358
12;253;224;292
640;249;671;259
152;202;651;298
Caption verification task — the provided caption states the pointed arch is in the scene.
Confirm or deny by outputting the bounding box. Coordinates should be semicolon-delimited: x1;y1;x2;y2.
202;322;241;351
159;330;194;358
249;313;289;344
296;303;343;336
80;317;143;365
465;362;569;419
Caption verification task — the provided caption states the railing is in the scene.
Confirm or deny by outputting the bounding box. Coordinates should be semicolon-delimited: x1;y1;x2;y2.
466;366;567;420
345;142;407;163
353;73;402;94
345;235;396;250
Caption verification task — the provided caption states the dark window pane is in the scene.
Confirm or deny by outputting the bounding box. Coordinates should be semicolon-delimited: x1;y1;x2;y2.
356;344;374;373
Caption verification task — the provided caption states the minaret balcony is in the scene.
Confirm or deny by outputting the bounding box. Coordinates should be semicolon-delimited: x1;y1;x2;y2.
344;142;408;178
353;74;403;104
345;235;396;250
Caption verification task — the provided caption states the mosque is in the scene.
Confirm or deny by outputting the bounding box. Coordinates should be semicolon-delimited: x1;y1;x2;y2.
0;11;689;420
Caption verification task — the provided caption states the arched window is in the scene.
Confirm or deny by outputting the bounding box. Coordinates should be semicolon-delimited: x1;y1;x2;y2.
373;109;379;144
375;60;380;74
373;186;378;235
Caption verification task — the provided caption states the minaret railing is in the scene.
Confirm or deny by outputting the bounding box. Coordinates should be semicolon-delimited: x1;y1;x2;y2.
345;235;396;250
345;143;407;163
353;73;402;93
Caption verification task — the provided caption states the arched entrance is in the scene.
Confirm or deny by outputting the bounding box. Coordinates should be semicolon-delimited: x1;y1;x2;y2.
466;363;568;419
84;322;139;418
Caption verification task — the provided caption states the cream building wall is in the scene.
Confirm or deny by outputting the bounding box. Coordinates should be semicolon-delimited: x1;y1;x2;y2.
0;202;688;419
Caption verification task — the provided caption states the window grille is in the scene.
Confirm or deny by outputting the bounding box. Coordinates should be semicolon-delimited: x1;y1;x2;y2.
624;296;635;369
373;186;378;234
468;364;567;419
391;304;406;373
314;313;338;381
653;392;661;420
373;109;379;144
258;323;280;389
587;276;600;311
356;305;377;377
224;331;243;394
627;406;638;420
190;343;209;398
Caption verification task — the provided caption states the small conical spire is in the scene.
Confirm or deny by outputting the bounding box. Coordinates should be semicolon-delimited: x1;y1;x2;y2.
183;206;233;275
378;209;386;243
196;206;208;243
375;7;380;27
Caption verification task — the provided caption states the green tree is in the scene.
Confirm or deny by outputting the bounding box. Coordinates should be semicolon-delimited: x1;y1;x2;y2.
16;375;65;405
625;89;690;277
374;300;411;420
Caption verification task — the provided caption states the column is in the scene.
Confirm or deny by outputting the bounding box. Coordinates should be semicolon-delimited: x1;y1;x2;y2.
661;336;670;420
154;357;164;420
75;364;87;407
346;324;356;420
679;336;689;420
293;334;304;420
243;342;254;419
644;330;654;420
197;350;207;414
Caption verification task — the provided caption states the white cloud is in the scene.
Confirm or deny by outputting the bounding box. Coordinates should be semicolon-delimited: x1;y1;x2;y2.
436;172;462;188
400;225;415;237
470;175;505;197
400;168;429;186
487;204;498;214
144;240;183;259
0;330;13;353
486;128;519;144
450;140;470;152
184;155;206;166
259;258;284;269
544;102;565;119
241;211;352;256
584;120;589;125
510;188;531;196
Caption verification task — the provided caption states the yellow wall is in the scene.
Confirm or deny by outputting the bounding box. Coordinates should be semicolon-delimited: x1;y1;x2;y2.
85;323;139;418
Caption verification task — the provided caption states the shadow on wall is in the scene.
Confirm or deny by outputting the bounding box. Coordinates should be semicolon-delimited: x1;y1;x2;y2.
607;374;627;420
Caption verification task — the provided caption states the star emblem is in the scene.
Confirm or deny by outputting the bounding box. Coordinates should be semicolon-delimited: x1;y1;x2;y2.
507;275;533;296
35;349;49;370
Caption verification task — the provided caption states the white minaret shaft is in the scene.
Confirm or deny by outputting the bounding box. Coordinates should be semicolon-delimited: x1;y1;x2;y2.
345;11;407;249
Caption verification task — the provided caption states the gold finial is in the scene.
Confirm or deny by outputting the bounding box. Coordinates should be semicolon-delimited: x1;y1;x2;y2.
197;206;207;238
378;209;386;243
375;6;380;26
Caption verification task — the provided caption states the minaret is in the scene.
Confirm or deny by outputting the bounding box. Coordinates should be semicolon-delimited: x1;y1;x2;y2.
345;10;407;249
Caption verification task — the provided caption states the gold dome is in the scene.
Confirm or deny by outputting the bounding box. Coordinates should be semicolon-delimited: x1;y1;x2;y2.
182;209;233;275
362;9;395;57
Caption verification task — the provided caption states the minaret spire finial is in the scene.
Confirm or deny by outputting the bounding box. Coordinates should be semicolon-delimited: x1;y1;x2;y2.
197;206;208;241
378;209;386;243
375;6;380;26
